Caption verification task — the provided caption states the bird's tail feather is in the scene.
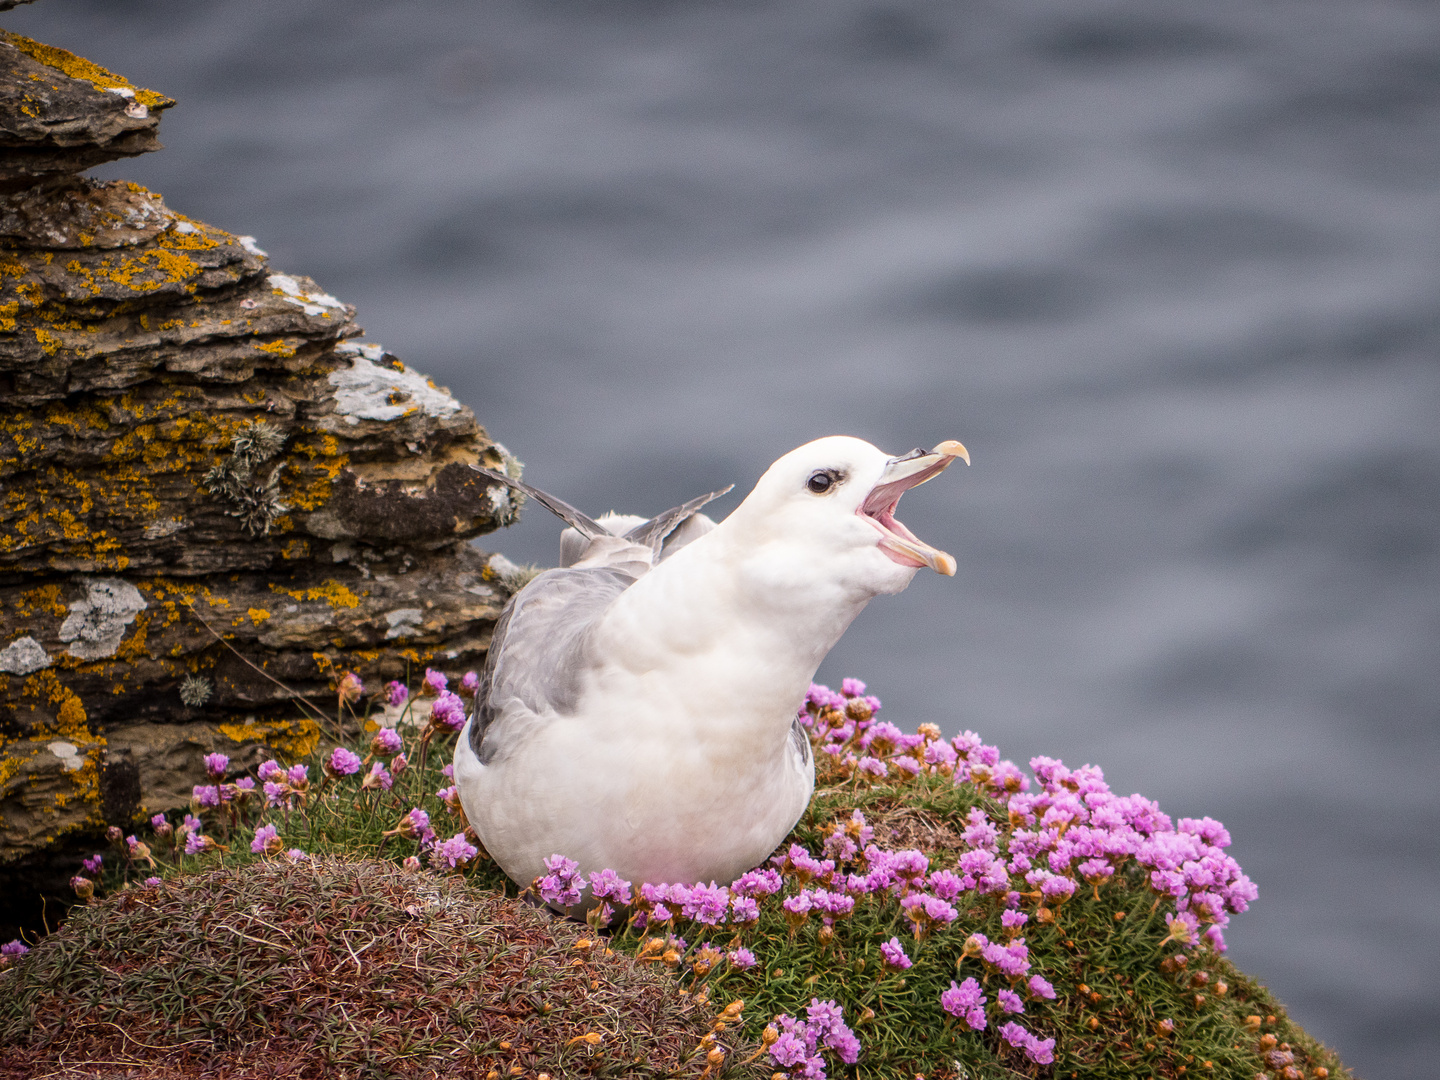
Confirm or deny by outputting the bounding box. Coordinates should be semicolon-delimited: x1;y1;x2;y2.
623;485;735;554
469;465;607;539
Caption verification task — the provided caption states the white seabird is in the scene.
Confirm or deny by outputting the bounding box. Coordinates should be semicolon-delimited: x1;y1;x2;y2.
455;435;968;893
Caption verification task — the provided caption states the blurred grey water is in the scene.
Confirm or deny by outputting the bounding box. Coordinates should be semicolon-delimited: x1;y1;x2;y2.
9;0;1438;1074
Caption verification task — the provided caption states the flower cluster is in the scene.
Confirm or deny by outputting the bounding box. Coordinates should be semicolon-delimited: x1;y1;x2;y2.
326;746;362;777
1001;756;1255;952
428;692;467;733
429;833;479;869
768;999;860;1078
0;939;28;968
1000;1019;1056;1064
537;855;584;906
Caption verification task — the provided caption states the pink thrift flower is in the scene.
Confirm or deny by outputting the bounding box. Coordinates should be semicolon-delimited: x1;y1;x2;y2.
922;895;958;923
402;855;421;872
395;807;431;838
370;728;404;756
460;670;479;694
81;854;102;875
892;755;921;776
1041;875;1077;903
1000;1021;1031;1049
385;680;408;707
203;752;229;780
680;881;730;924
941;977;987;1030
251;823;282;856
286;764;309;787
857;755;887;777
768;1031;810;1069
327;747;362;776
257;760;284;783
728;896;760;924
731;868;782;897
538;854;582;905
880;936;912;969
1028;975;1057;999
588;868;633;905
1;940;29;958
727;947;757;969
192;784;221;809
430;692;467;732
840;677;866;697
422;668;447;696
285;848;309;861
998;988;1025;1014
391;752;408;775
430;833;479;869
362;762;393;790
1026;1035;1056;1064
1002;908;1029;931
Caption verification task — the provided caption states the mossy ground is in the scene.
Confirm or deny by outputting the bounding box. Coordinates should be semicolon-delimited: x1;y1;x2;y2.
0;858;761;1080
0;686;1352;1080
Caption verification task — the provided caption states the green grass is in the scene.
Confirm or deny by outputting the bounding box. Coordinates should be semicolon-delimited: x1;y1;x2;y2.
0;682;1353;1080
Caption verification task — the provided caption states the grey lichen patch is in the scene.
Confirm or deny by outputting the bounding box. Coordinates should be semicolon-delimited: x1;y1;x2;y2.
202;420;288;536
45;740;83;773
329;341;463;426
0;635;51;675
267;272;345;317
384;608;424;640
141;518;188;540
58;578;147;659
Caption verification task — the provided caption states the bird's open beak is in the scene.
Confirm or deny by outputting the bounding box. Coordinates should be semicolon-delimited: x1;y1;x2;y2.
859;440;968;576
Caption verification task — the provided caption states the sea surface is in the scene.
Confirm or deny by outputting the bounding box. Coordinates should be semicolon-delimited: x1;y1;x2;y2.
9;1;1439;1075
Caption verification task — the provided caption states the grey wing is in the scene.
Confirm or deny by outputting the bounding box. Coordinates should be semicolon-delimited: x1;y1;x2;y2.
469;565;637;764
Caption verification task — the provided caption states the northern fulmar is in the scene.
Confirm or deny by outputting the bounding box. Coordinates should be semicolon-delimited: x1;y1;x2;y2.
455;435;968;895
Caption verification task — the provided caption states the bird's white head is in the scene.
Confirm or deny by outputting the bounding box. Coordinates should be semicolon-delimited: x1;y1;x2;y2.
721;435;969;602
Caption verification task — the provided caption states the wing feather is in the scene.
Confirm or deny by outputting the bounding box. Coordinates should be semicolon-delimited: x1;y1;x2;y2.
469;565;637;763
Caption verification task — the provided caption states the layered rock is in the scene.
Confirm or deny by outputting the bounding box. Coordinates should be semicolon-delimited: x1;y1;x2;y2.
0;24;527;904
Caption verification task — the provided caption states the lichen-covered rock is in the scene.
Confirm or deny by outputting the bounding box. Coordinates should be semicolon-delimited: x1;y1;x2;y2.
0;27;528;927
0;31;173;185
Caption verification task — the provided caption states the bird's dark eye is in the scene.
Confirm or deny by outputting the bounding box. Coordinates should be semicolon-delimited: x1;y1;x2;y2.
807;470;836;494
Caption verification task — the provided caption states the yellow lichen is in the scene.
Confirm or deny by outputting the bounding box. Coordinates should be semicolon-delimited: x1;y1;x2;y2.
247;607;271;625
20;671;93;741
56;693;86;731
16;584;68;618
268;580;363;610
0;31;172;109
217;716;322;763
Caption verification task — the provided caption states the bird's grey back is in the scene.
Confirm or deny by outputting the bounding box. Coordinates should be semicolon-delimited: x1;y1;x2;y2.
469;564;637;763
